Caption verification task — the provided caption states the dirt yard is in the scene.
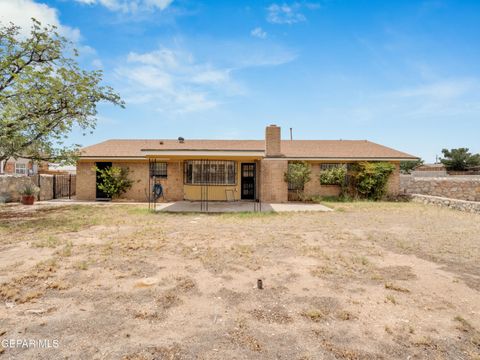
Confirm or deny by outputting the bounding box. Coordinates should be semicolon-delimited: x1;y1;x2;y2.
0;202;479;359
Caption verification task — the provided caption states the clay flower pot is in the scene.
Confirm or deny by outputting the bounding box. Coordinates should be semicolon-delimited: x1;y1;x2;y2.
18;183;40;205
21;195;35;205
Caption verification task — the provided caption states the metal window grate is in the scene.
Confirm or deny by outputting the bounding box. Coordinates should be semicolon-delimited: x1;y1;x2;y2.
320;163;355;171
184;160;236;185
150;162;167;177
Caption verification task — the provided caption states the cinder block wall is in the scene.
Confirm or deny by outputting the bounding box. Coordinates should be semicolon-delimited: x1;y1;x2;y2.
260;160;288;202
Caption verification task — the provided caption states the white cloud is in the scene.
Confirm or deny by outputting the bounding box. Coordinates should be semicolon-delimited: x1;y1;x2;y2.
383;79;480;119
116;47;235;113
115;40;298;113
0;0;80;41
267;3;306;24
251;27;267;39
74;0;173;13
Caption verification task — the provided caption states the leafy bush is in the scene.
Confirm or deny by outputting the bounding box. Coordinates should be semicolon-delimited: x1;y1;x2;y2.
400;159;423;174
350;162;395;200
284;162;311;201
319;165;347;185
95;166;133;199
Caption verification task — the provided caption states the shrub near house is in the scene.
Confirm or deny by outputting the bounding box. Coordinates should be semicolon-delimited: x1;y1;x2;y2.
350;162;396;200
284;162;311;201
95;166;133;199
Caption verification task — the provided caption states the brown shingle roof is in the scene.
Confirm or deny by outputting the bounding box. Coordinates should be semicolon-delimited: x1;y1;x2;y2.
80;139;417;160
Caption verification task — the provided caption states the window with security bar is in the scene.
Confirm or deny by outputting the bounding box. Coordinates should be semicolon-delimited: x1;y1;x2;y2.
320;163;354;171
184;160;236;185
150;162;167;177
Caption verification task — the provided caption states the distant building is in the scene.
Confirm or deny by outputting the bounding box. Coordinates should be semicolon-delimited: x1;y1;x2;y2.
412;163;447;177
45;163;77;175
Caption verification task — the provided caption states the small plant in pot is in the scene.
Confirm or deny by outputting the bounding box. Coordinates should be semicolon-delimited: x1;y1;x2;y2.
19;183;40;205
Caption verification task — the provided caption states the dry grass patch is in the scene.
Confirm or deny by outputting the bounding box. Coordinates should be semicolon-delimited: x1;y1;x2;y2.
0;203;479;359
249;305;293;324
227;319;263;352
0;258;58;303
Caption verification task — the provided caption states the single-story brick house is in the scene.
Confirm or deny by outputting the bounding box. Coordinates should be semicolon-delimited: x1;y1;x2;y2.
76;125;417;202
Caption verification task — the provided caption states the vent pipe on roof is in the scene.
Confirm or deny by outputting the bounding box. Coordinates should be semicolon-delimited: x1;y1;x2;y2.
178;137;184;143
289;127;293;141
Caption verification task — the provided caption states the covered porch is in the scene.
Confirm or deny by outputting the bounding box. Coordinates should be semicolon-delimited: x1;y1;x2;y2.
144;150;264;206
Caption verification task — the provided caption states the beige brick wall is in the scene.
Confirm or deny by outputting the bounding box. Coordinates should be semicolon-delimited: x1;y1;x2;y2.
300;161;400;199
76;160;184;202
260;159;288;202
386;162;400;195
295;163;343;199
159;161;183;201
76;162;96;201
304;162;320;198
112;161;148;201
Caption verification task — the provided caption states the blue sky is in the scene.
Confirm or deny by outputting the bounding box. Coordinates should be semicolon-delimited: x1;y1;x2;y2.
1;0;480;161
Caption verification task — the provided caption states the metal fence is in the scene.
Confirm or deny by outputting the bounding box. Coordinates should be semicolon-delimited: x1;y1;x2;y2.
52;174;76;199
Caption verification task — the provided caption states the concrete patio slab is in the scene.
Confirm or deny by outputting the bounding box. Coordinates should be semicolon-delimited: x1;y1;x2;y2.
8;199;332;213
154;201;332;213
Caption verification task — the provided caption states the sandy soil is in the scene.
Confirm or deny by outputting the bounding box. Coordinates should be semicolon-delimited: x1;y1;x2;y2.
0;202;479;359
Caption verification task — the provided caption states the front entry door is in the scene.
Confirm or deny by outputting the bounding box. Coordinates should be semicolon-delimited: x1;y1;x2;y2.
241;163;256;200
96;162;112;200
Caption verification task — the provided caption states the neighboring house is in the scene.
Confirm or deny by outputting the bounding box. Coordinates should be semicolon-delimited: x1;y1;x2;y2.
76;125;417;202
0;157;40;176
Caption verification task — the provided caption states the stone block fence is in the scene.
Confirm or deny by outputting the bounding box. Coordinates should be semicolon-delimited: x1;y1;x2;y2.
400;175;480;202
0;175;54;203
411;194;480;214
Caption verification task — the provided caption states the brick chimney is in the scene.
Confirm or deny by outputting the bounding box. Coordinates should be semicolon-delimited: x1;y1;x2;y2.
265;124;282;157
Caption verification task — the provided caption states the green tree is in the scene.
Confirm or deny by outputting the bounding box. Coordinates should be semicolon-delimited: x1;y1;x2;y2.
95;166;133;199
284;161;311;201
440;148;480;171
0;19;124;168
400;159;424;174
